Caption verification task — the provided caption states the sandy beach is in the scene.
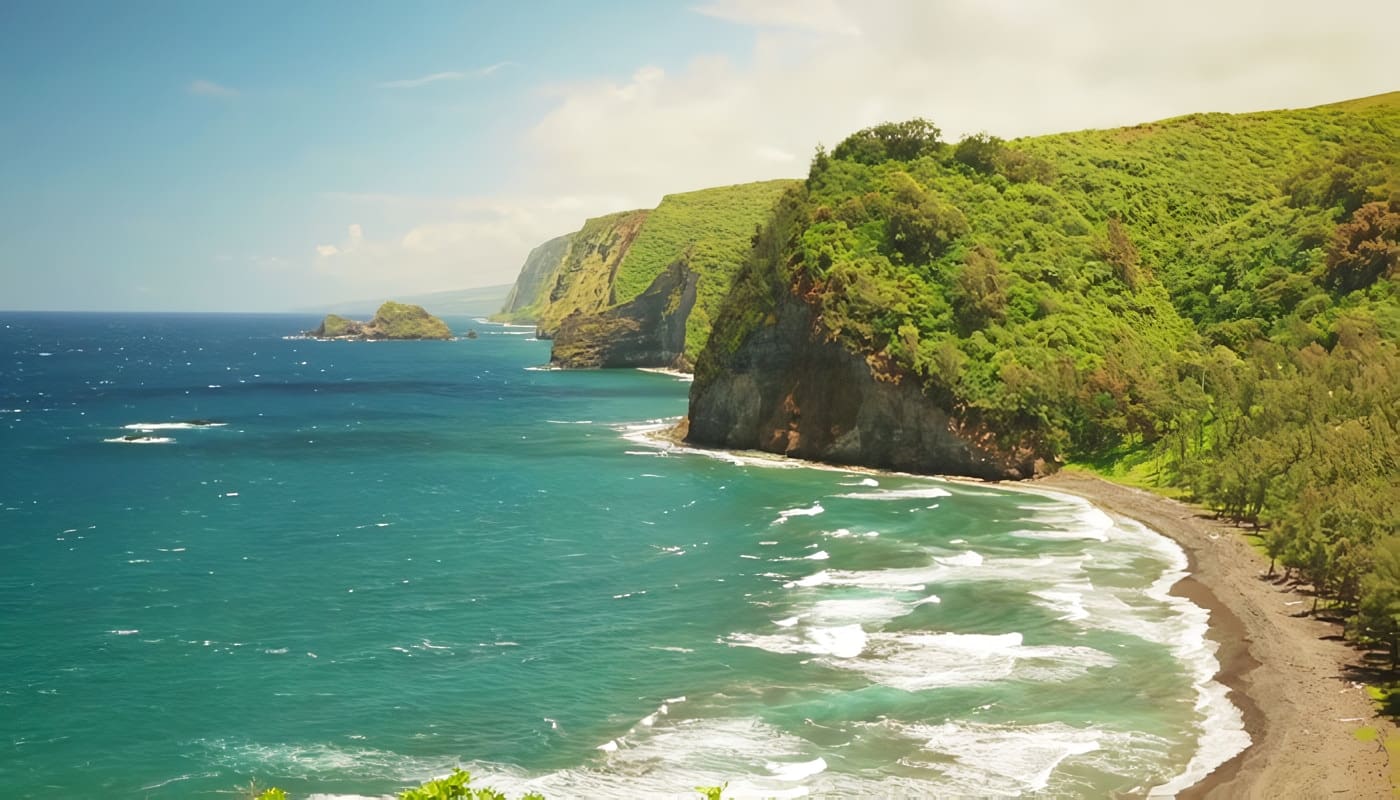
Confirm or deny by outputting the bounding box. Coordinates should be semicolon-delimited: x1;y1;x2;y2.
1039;471;1393;799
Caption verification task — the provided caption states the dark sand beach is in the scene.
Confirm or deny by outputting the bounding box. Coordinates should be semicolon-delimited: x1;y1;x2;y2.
1039;471;1393;799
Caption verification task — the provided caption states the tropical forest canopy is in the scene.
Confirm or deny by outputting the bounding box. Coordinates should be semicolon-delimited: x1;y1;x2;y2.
701;94;1398;655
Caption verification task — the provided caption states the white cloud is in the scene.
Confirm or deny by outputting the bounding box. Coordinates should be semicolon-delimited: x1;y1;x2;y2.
295;0;1400;304
315;244;339;257
374;62;514;89
188;79;238;97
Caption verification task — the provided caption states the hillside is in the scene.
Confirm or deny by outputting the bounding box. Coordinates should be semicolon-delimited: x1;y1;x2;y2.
689;93;1398;644
307;285;511;317
496;180;798;365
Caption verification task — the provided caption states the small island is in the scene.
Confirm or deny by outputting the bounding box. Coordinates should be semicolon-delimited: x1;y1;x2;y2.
305;301;453;340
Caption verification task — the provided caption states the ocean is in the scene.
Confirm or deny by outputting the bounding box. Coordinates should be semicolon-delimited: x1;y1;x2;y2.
0;312;1246;798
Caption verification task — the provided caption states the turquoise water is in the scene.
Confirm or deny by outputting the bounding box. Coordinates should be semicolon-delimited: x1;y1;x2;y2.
0;312;1245;798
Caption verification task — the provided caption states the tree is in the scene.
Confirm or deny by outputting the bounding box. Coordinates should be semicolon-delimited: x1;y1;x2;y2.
953;133;1006;175
883;173;968;264
950;246;1008;330
832;119;943;164
1323;201;1400;293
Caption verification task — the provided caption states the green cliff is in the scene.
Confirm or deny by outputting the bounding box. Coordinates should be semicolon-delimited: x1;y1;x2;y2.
494;233;576;323
497;180;798;364
309;301;453;340
689;93;1398;641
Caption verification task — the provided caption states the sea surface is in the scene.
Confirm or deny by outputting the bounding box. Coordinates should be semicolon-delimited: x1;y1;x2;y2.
0;312;1247;798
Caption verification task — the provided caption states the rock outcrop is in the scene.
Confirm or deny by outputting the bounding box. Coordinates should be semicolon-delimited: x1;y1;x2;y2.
307;301;452;340
494;180;799;367
686;288;1049;480
551;261;698;369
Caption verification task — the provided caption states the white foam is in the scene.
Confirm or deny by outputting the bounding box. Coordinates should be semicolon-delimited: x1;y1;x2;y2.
105;436;174;444
109;629;140;635
832;630;1116;691
123;422;227;430
934;550;983;567
835;486;952;500
729;623;868;659
803;550;830;561
773;502;824;524
765;757;827;782
466;717;821;800
895;720;1104;795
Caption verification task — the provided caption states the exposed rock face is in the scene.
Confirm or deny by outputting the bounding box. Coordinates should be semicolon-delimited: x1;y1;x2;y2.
307;301;452;340
551;262;698;369
495;233;575;322
686;290;1048;480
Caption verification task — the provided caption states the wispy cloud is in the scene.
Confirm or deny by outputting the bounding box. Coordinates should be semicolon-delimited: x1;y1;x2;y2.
188;79;238;97
374;62;514;89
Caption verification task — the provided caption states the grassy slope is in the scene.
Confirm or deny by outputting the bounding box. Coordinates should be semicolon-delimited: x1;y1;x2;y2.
611;179;799;358
534;209;650;335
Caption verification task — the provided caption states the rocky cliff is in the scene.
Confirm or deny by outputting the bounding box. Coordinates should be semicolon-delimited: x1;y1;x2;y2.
495;180;798;367
307;301;452;340
495;233;574;322
534;210;651;337
686;281;1047;480
551;261;698;369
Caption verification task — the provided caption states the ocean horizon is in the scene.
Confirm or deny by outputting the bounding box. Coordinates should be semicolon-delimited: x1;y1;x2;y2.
1;311;1246;798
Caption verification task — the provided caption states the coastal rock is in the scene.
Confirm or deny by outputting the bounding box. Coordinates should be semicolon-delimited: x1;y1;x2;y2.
307;301;452;340
550;261;698;369
686;288;1049;480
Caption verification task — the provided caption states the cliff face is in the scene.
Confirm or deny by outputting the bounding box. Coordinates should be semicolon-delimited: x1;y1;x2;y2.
535;210;651;337
496;233;574;322
494;180;798;367
551;261;698;369
686;287;1048;480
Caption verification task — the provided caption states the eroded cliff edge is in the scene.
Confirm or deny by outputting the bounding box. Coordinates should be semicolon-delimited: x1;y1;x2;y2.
551;261;698;369
686;282;1047;480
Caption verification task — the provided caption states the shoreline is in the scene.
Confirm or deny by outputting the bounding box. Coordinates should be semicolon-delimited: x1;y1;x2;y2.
1036;471;1392;799
633;424;1362;795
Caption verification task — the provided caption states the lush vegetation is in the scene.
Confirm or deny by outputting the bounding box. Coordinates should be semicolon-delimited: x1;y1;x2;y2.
500;181;796;358
610;180;797;359
370;301;454;340
531;209;651;335
702;95;1398;659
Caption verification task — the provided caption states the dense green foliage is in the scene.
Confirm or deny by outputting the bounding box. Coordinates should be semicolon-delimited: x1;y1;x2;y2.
611;179;797;359
370;301;453;340
531;209;651;335
319;314;357;337
703;93;1398;655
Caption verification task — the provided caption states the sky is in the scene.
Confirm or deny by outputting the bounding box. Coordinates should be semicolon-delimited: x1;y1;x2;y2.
1;0;1396;312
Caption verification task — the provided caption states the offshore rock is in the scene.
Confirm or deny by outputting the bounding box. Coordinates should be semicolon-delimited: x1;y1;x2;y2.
307;301;452;340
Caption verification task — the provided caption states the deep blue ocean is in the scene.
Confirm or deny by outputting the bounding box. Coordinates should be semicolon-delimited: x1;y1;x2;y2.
0;311;1246;798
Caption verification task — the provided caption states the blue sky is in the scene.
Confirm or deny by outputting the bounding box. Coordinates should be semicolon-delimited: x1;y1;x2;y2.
2;0;1396;311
